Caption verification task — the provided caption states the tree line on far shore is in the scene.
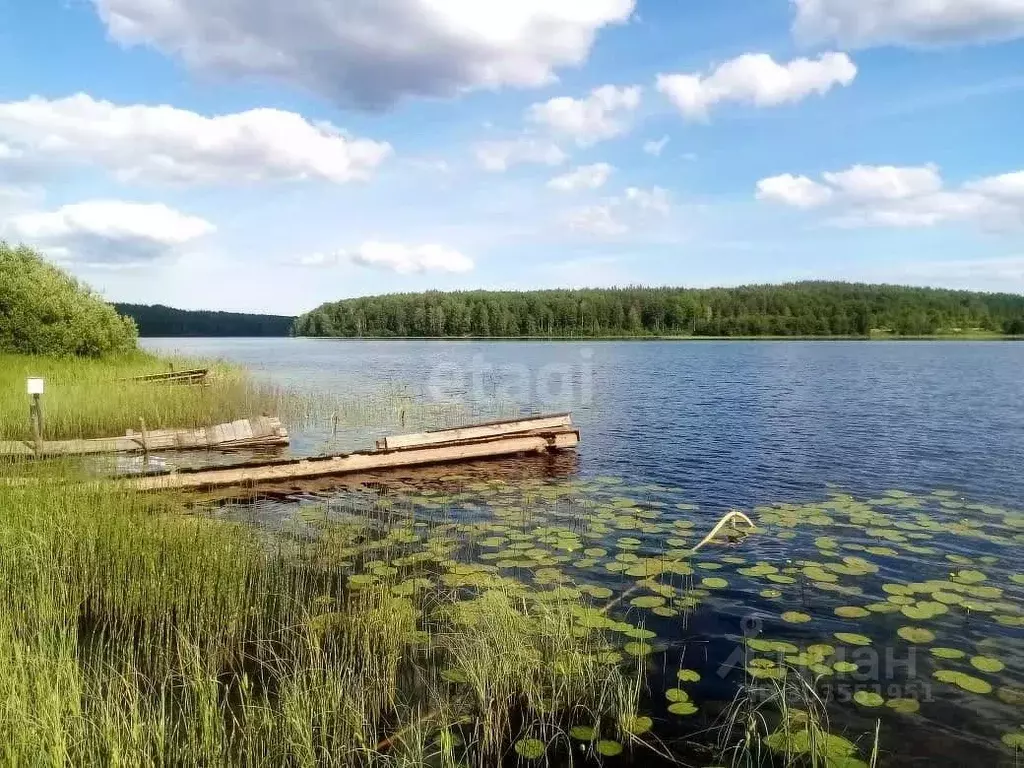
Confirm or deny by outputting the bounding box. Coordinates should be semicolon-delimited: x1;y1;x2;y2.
114;304;295;338
294;282;1024;338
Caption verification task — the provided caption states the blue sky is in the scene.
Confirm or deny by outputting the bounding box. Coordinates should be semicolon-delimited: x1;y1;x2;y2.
1;0;1022;313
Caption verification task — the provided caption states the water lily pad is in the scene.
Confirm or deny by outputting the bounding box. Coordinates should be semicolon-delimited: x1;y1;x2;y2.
624;642;653;656
702;577;728;589
630;595;666;609
668;701;698;715
569;725;596;741
951;569;987;585
782;611;812;624
1002;731;1024;750
760;588;783;599
596;740;623;756
933;669;993;694
835;606;870;619
853;691;884;707
886;698;920;714
931;647;966;660
677;669;701;682
514;738;546;759
620;714;652;735
665;688;690;702
834;632;872;647
970;656;1005;673
833;661;859;673
897;626;935;644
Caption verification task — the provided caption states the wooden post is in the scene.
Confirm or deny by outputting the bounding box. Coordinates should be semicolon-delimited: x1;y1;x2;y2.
30;394;43;456
27;378;45;457
139;418;149;462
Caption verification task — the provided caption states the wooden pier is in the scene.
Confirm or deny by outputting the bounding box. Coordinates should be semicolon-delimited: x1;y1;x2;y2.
129;413;579;492
0;416;289;458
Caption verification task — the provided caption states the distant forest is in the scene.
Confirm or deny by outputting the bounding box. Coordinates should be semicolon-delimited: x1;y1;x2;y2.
115;304;294;337
294;283;1024;338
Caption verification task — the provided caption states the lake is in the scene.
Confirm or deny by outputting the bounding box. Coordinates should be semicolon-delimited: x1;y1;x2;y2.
143;337;1024;767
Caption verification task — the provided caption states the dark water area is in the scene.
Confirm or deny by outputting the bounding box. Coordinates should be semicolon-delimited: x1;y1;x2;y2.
142;338;1024;767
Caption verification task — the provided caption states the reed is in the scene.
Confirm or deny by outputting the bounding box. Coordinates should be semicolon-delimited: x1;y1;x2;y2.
0;470;631;766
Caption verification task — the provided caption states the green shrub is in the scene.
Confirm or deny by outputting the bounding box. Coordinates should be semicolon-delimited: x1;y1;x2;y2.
0;242;138;357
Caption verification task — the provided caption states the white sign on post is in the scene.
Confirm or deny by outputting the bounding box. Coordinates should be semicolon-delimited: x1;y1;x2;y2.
27;378;45;395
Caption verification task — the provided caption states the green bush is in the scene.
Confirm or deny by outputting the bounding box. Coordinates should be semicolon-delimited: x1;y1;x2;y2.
0;242;138;357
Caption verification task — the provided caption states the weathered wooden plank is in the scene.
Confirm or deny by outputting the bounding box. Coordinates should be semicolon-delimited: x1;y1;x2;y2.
0;417;289;457
379;413;573;451
131;429;580;492
129;368;209;383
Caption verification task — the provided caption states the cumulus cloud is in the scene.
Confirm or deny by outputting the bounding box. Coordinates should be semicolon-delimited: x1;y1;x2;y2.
642;135;670;156
656;52;856;120
563;185;671;236
7;201;214;265
756;174;835;208
301;242;474;274
547;163;613;192
527;85;642;145
792;0;1024;48
0;94;391;185
91;0;636;109
756;164;1024;229
473;137;567;172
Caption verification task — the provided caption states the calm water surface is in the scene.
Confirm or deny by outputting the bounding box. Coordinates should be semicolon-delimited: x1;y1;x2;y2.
142;338;1024;767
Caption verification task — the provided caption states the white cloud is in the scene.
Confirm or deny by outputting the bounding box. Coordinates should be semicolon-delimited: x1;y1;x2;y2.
756;163;1024;229
473;137;567;172
656;52;856;120
792;0;1024;48
643;135;670;156
625;185;671;215
822;164;943;201
527;85;642;145
564;205;629;236
7;201;214;265
0;94;391;186
91;0;636;109
305;242;475;274
756;174;834;208
966;171;1024;200
562;185;671;236
547;163;613;192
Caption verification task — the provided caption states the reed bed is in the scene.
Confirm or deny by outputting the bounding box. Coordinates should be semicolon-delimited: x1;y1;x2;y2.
0;473;636;766
0;351;517;443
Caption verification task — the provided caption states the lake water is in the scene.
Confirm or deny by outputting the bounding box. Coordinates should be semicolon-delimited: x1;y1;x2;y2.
143;337;1024;767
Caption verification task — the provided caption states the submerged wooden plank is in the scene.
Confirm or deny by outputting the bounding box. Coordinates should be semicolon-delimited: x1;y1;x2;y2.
131;429;580;492
379;413;573;451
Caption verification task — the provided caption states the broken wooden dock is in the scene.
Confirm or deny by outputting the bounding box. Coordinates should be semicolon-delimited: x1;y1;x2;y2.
129;413;579;492
0;416;289;458
127;368;210;385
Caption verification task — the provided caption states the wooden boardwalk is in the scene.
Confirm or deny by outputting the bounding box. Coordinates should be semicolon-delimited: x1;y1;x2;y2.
0;417;289;458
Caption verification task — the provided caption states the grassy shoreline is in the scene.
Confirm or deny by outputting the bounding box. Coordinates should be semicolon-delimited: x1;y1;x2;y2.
0;351;283;442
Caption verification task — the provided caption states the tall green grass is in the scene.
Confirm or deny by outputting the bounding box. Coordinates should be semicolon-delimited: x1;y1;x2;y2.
0;474;634;765
0;351;516;444
0;351;281;441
